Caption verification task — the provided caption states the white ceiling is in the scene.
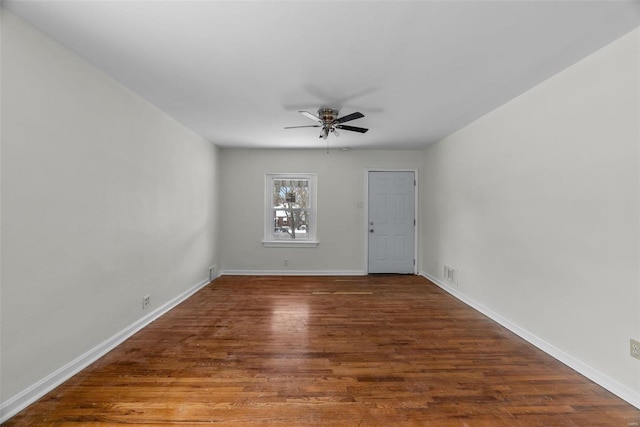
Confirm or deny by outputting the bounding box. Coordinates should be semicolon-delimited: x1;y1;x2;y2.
4;1;640;150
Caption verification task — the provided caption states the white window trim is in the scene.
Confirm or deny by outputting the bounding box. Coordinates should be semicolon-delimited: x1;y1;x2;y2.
263;173;318;248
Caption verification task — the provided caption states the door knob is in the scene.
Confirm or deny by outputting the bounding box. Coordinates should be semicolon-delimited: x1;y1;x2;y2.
369;229;374;233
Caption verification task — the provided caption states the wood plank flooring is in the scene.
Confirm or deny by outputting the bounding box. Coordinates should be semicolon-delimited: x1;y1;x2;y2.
4;275;640;426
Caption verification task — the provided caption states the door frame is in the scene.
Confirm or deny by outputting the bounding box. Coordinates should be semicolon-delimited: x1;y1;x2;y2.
364;168;419;274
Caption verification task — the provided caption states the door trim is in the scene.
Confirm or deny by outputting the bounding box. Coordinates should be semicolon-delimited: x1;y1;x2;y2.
364;168;418;274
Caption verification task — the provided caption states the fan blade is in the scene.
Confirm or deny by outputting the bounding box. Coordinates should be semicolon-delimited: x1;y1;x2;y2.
336;112;364;124
299;111;321;123
284;125;321;129
336;124;368;133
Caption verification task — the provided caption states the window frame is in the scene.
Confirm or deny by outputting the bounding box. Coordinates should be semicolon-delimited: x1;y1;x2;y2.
263;173;318;248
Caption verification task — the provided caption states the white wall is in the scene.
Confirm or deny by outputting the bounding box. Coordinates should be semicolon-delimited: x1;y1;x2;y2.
422;28;640;401
219;149;422;273
1;11;220;404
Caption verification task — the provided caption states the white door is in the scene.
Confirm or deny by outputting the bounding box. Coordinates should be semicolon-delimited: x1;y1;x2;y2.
368;171;415;274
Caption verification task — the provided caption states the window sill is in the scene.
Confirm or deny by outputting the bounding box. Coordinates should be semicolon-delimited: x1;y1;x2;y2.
262;240;319;248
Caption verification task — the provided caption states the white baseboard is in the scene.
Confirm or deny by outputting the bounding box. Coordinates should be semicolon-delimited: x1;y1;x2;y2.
419;271;640;410
0;277;214;423
220;269;366;276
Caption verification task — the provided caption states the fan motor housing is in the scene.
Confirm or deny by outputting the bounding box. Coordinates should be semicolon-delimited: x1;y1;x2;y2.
318;108;339;123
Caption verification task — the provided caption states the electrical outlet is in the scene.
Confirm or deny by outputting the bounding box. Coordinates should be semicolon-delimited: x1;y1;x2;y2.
142;294;151;310
283;258;289;267
631;339;640;360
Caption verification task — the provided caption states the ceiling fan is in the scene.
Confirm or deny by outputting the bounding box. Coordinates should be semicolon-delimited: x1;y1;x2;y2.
284;108;368;139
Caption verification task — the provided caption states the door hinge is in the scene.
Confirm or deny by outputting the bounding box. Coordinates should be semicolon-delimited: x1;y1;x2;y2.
414;219;416;226
414;179;416;186
413;259;416;265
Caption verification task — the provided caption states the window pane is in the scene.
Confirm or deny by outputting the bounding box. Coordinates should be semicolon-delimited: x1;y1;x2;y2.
273;179;309;209
272;209;310;240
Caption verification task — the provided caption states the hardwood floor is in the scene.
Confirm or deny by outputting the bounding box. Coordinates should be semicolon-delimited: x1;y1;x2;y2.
4;275;640;426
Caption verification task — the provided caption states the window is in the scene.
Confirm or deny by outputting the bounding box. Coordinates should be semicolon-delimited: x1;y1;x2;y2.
263;173;318;247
